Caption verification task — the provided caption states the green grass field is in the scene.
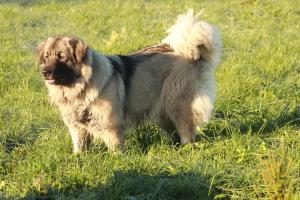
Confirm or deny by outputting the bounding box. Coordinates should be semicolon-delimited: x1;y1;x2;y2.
0;0;299;199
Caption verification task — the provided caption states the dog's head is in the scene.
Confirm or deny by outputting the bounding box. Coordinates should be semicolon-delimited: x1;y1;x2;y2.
37;37;89;86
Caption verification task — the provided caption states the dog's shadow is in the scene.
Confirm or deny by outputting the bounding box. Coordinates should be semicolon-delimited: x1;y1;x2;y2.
16;169;223;200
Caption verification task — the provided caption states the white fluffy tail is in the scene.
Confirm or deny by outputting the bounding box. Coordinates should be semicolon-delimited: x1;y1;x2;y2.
162;9;222;68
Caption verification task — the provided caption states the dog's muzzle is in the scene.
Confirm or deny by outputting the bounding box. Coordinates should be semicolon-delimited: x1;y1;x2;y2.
42;67;53;79
42;59;77;86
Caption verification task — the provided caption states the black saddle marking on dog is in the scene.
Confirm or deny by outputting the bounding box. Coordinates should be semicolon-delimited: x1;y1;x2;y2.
79;108;92;124
107;55;137;92
107;48;161;92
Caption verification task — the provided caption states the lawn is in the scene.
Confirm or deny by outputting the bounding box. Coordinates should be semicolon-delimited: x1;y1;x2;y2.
0;0;299;199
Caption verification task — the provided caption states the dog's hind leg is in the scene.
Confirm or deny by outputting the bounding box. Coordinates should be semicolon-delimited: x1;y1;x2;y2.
174;92;215;145
168;109;196;145
162;86;214;145
161;79;198;145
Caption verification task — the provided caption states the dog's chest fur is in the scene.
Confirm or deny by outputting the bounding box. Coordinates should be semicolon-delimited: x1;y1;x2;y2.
56;98;93;127
47;84;100;128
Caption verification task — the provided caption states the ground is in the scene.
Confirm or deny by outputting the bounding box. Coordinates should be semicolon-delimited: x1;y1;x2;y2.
0;0;299;199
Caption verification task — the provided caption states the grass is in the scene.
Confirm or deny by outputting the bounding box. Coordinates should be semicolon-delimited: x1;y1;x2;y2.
0;0;299;199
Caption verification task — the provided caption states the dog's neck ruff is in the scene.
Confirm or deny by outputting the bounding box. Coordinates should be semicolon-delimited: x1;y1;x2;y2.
46;79;86;104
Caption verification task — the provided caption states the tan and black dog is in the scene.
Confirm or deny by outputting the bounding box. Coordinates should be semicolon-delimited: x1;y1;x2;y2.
37;10;222;153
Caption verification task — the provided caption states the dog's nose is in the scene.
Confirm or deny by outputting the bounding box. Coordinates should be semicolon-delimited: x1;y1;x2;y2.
42;69;52;77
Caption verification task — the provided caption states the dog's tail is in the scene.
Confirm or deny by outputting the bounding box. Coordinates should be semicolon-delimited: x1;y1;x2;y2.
162;9;222;68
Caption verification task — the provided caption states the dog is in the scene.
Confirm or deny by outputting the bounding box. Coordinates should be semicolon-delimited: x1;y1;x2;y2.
37;10;222;153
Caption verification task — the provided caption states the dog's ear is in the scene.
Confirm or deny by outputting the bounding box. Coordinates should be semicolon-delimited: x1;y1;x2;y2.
68;38;88;63
37;41;45;64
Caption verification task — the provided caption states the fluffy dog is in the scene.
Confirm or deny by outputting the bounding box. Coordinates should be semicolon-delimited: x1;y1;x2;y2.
37;10;222;153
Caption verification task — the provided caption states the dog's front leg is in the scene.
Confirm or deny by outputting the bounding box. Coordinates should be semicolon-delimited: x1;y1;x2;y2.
68;125;89;153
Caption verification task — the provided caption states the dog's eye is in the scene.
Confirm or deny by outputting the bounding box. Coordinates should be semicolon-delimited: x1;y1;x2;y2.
45;52;49;59
56;51;66;60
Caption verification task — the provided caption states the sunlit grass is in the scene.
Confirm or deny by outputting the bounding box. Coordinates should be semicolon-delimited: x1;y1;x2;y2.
0;0;299;199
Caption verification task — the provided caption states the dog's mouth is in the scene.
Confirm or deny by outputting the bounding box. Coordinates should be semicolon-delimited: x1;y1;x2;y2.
45;78;66;85
44;75;76;86
46;79;56;84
